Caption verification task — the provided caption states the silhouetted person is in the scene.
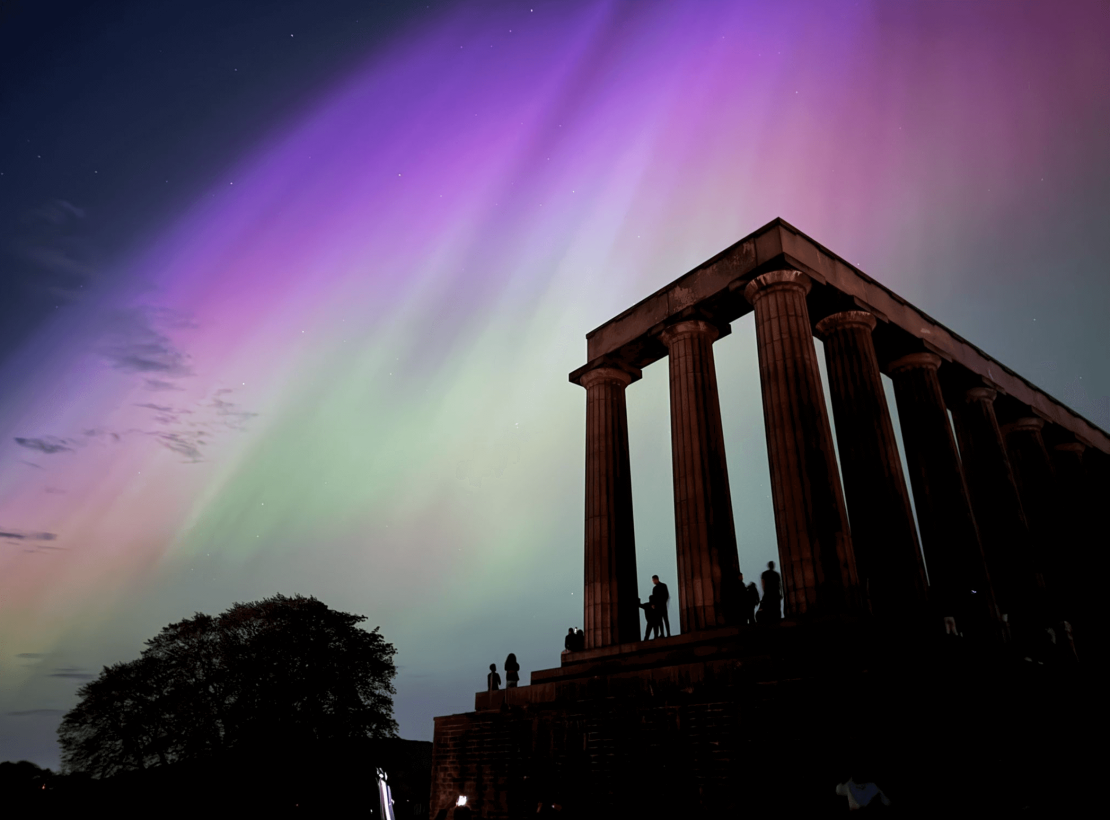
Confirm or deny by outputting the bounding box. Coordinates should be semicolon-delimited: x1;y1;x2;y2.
759;560;783;624
739;572;759;626
504;653;520;688
487;663;501;691
639;598;662;640
746;582;760;624
574;627;585;651
565;627;576;653
650;575;671;637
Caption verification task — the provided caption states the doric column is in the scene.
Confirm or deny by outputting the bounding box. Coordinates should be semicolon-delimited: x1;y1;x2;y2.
743;271;859;617
887;354;999;634
1050;442;1096;631
579;366;640;648
1003;418;1064;614
815;311;928;617
660;319;741;632
951;391;1044;628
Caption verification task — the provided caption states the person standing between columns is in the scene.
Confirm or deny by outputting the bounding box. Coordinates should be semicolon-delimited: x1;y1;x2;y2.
758;561;783;624
650;575;671;637
659;319;742;632
738;572;760;626
887;353;1000;639
577;365;641;649
744;271;860;618
815;310;928;619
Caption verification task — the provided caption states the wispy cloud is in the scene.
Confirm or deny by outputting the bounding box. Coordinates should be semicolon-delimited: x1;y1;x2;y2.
99;307;193;380
1;530;58;542
210;389;259;430
48;667;93;680
153;432;204;462
5;199;99;303
14;436;74;454
17;653;48;659
30;199;85;225
144;377;184;391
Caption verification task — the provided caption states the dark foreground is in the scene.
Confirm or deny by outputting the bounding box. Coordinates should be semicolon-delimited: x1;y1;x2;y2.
6;737;431;818
431;619;1097;818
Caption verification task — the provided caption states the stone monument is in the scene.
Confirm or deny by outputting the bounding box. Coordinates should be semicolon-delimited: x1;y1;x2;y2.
428;218;1103;818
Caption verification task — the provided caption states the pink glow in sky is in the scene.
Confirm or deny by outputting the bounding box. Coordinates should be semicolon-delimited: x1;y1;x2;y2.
2;0;1108;767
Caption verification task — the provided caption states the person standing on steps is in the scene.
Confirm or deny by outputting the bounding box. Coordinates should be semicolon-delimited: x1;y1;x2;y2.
487;663;501;691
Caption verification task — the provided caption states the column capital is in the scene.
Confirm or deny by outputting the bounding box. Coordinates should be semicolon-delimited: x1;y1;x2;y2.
743;269;811;304
578;365;636;390
887;352;942;375
659;319;719;347
815;310;877;339
1054;442;1087;454
1002;416;1045;435
964;387;998;404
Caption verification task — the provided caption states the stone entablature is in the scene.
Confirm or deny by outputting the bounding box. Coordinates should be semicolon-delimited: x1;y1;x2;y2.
571;218;1108;453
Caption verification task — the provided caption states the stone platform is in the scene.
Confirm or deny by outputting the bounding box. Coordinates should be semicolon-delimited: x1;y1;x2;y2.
429;619;1091;818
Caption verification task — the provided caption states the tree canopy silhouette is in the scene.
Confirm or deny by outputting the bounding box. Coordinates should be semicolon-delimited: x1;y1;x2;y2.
58;594;397;777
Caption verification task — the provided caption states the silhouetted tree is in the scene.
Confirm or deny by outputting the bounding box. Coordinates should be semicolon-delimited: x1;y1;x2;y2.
58;594;397;777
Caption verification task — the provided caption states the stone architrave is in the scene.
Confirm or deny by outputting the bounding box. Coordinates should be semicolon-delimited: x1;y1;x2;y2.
887;354;998;633
951;390;1044;626
743;271;859;617
1003;418;1065;615
660;319;741;632
815;310;928;616
579;366;641;648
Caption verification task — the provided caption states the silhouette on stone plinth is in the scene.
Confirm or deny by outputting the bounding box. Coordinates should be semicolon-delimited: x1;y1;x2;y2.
758;560;783;625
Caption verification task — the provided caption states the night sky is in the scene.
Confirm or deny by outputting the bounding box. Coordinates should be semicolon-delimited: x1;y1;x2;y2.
2;0;1108;769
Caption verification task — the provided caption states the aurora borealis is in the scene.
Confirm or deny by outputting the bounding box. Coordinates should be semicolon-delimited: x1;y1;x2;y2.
2;0;1108;767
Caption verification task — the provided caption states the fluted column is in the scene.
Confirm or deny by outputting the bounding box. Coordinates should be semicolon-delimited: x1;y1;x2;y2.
1003;418;1064;614
1050;442;1096;632
815;311;928;617
744;271;859;617
580;366;640;648
952;391;1044;628
887;354;999;635
660;319;741;632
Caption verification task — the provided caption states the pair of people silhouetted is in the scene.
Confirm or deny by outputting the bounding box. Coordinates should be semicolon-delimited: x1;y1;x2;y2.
738;571;761;626
487;653;520;691
638;575;671;640
564;627;585;653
